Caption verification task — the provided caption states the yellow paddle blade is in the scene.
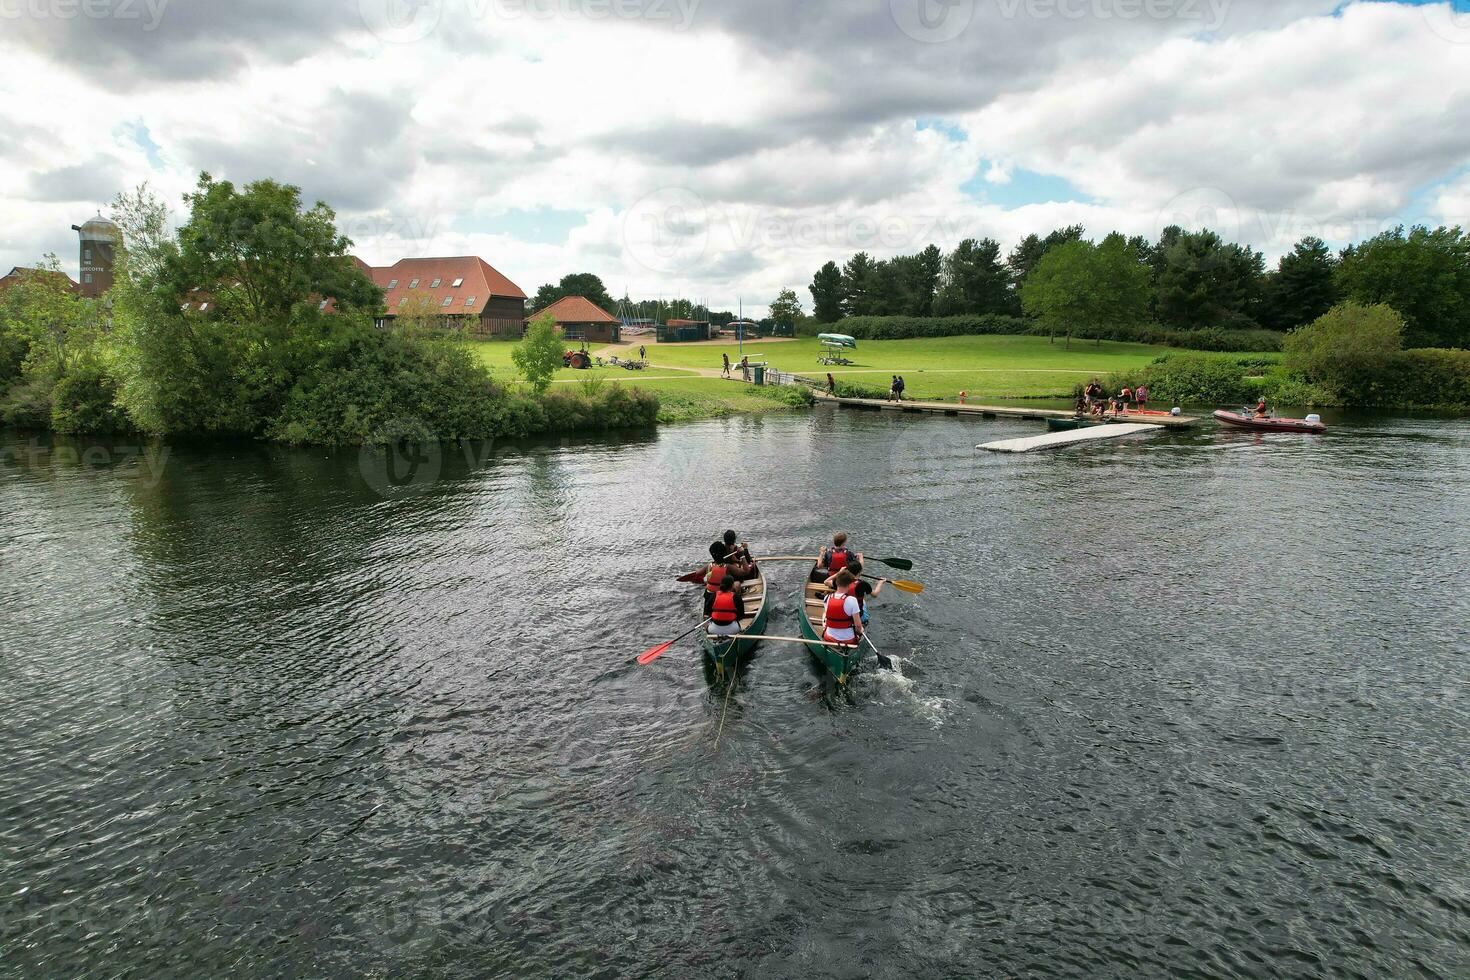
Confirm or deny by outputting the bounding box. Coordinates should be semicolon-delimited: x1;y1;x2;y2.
888;579;925;595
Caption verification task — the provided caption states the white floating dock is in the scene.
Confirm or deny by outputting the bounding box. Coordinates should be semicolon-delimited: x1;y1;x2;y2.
978;423;1165;454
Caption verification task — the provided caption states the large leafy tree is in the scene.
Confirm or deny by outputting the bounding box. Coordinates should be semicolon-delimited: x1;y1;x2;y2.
532;273;615;314
935;238;1013;316
159;173;381;324
768;288;803;330
1007;224;1085;293
1337;226;1470;348
1020;234;1151;346
1263;236;1341;331
809;261;844;323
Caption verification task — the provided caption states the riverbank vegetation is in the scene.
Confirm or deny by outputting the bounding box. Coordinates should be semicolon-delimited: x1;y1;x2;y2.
801;222;1470;374
0;178;659;444
1102;303;1470;410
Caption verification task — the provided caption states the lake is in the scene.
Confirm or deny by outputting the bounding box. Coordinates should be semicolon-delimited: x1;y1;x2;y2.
2;407;1467;978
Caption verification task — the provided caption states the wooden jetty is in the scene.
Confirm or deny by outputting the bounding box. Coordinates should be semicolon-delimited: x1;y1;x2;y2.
815;393;1200;429
978;423;1165;453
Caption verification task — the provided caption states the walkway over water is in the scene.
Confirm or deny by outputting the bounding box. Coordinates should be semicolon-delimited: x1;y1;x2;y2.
814;392;1202;428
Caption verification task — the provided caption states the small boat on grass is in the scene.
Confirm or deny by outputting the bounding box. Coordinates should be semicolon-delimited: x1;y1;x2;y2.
699;568;770;681
798;563;866;685
1213;409;1326;434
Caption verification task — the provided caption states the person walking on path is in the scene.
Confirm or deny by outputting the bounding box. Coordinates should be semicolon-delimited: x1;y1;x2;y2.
722;353;731;378
827;373;836;395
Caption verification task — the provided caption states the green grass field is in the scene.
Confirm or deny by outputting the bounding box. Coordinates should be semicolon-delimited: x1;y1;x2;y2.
468;334;1277;422
633;334;1181;401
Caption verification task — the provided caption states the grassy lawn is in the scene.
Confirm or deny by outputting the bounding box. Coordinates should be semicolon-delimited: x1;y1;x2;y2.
467;334;1281;421
631;334;1182;400
466;340;801;423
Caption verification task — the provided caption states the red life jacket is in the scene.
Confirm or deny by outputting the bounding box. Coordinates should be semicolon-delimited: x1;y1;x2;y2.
710;591;739;625
824;592;854;630
706;563;727;592
826;548;851;574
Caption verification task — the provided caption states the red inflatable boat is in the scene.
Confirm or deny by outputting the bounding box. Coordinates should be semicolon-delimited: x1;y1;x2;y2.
1213;410;1326;434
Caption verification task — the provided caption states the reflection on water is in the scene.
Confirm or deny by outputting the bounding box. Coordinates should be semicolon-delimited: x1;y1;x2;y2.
2;409;1468;978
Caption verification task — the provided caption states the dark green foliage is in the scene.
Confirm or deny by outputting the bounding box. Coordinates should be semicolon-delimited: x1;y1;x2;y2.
538;385;660;431
1105;354;1259;405
1263;236;1341;331
809;261;844;323
0;372;55;429
1345;349;1470;409
532;273;615;315
834;314;1026;340
1336;226;1470;349
841;252;878;317
1154;229;1266;330
50;363;135;435
1021;234;1153;343
935;238;1014;317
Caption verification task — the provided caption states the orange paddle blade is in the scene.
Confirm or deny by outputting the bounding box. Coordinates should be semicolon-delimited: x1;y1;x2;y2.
637;641;675;666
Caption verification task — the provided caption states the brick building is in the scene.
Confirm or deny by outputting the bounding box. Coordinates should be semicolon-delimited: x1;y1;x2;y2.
368;257;526;336
533;295;622;344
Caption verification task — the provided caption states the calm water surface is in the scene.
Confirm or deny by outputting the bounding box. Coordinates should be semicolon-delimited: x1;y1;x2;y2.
2;408;1468;978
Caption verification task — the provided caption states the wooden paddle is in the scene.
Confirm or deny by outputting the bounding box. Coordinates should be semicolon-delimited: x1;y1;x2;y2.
637;619;711;666
756;555;915;572
676;570;706;584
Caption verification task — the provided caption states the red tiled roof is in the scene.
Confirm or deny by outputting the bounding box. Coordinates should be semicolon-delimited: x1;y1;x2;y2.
370;256;526;317
535;295;618;324
0;266;80;293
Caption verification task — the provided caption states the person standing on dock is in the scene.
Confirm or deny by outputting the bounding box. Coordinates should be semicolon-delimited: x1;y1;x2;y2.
1135;384;1149;411
827;373;836;394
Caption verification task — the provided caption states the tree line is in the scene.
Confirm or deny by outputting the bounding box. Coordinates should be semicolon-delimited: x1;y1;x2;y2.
808;224;1470;349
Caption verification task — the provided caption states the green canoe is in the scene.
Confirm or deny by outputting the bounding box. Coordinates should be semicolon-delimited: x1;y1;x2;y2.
699;568;770;681
798;564;865;684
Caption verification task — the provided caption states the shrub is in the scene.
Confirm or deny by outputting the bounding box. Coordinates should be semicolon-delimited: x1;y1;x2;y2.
512;312;565;393
1103;354;1255;405
0;372;55;429
833;380;890;400
824;315;1283;351
833;315;1026;340
1334;348;1470;409
1284;303;1404;389
50;363;135;434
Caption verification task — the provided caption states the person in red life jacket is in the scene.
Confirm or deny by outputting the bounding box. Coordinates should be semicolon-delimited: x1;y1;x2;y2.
706;575;746;638
821;571;863;646
825;558;885;626
1253;396;1269;418
812;532;860;583
702;543;735;617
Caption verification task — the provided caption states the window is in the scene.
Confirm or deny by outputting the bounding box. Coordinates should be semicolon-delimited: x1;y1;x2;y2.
319;299;330;310
83;273;93;284
84;249;92;261
409;278;420;289
441;296;453;307
430;278;441;288
388;279;398;289
452;278;464;288
200;302;209;311
181;302;191;311
398;297;408;306
464;296;476;306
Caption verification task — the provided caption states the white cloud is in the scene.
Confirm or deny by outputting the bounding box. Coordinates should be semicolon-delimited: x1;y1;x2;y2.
1;1;1468;309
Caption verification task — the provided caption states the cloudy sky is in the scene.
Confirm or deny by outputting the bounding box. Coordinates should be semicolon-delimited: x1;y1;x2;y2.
2;0;1468;311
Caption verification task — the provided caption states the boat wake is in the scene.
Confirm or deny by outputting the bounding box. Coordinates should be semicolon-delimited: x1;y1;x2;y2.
867;661;950;725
